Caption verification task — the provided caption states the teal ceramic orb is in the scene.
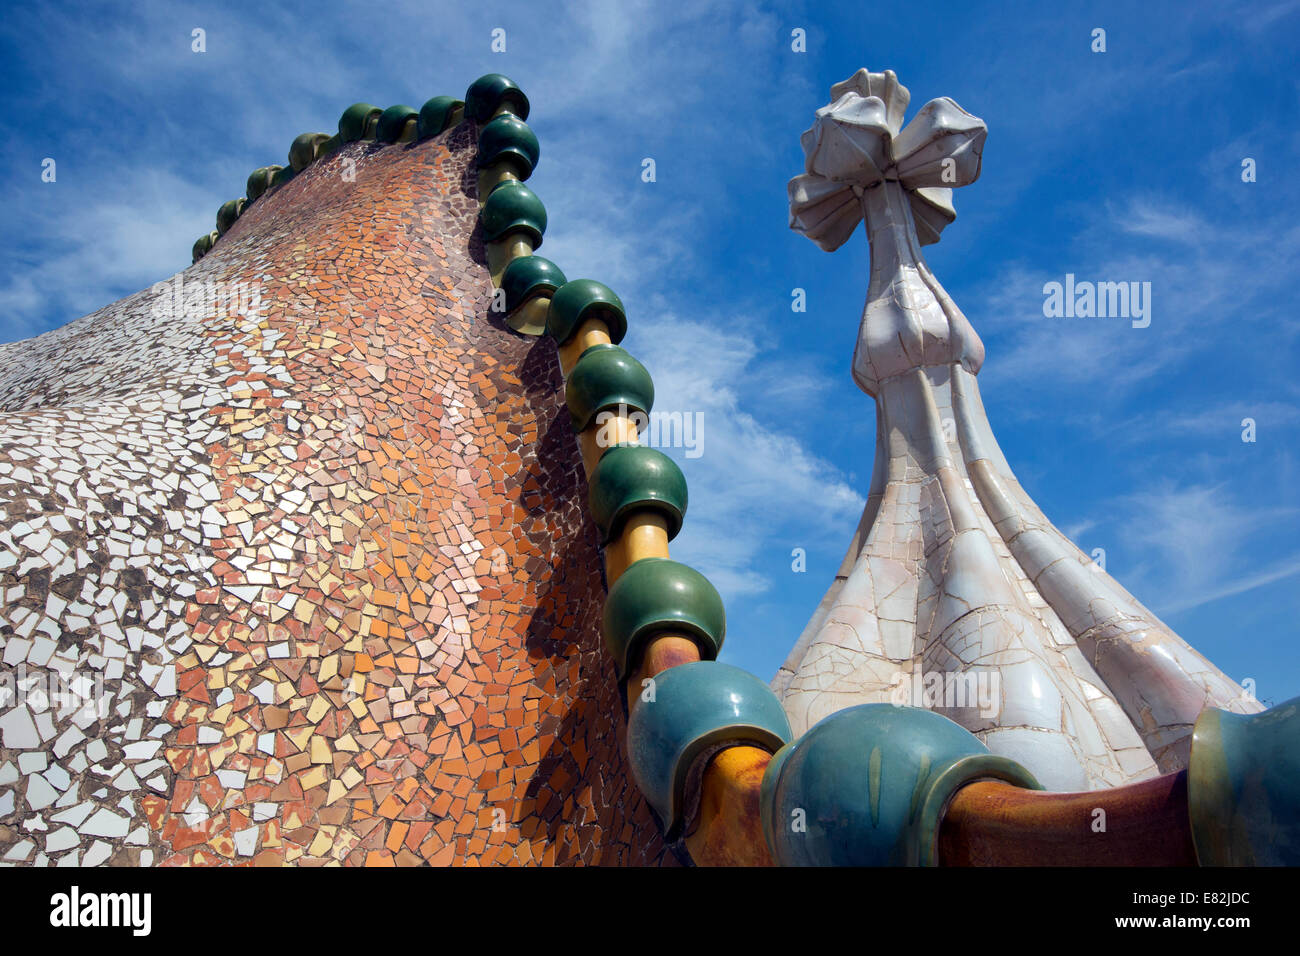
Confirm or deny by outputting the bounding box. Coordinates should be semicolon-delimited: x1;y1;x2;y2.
501;256;567;314
418;96;464;139
245;165;282;203
289;132;331;172
192;231;217;263
477;114;540;179
216;198;245;237
376;105;418;143
338;102;382;143
626;661;791;839
760;703;1040;866
480;180;546;246
1188;696;1300;865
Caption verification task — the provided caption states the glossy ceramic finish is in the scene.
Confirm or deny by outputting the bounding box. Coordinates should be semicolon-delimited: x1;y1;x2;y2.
0;110;673;868
376;105;418;143
547;279;627;346
464;73;530;122
476;114;540;179
588;444;687;544
760;703;1039;866
245;166;281;203
602;558;725;680
216;199;245;236
500;255;567;313
338;103;382;143
1187;696;1300;865
684;745;776;866
479;180;546;246
563;344;653;432
775;70;1260;790
191;231;217;264
288;132;331;172
626;661;791;839
939;773;1197;866
417;96;463;140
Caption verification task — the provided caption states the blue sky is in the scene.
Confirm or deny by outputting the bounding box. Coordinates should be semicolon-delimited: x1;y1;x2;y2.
2;0;1297;704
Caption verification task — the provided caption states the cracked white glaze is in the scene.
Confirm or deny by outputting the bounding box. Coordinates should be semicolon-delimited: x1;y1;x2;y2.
776;70;1259;790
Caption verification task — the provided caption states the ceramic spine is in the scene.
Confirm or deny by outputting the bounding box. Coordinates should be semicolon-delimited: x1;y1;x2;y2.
192;94;466;264
479;73;786;861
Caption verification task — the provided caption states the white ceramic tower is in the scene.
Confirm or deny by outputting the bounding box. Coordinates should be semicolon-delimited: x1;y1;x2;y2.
773;69;1260;791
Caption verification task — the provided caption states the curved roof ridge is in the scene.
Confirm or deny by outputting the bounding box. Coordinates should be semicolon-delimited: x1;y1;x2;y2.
190;73;533;264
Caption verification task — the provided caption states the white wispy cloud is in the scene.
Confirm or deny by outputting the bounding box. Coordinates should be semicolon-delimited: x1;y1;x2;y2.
0;170;216;340
1156;401;1300;438
1159;554;1300;614
973;192;1300;397
632;312;864;598
1115;198;1208;241
1114;481;1299;612
538;139;865;603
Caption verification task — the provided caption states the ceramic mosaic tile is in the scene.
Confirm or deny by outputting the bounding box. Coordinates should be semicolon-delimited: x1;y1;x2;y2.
0;120;672;867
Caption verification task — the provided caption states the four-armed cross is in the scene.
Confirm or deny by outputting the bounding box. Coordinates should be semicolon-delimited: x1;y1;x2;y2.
789;68;988;397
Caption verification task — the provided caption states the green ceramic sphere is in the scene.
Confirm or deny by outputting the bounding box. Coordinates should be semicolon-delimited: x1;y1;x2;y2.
338;102;382;143
245;165;282;203
418;96;464;139
476;114;539;179
480;180;546;246
216;198;245;237
760;704;1040;866
564;344;653;432
501;256;567;313
626;661;791;839
270;164;296;188
588;444;687;544
192;231;217;263
601;557;725;681
1188;696;1300;865
376;105;418;143
546;279;627;346
289;132;331;172
464;73;530;122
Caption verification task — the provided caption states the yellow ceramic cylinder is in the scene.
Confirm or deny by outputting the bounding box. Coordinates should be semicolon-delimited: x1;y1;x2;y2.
603;512;670;583
559;317;612;376
486;233;534;285
625;634;702;718
683;746;775;867
476;164;519;207
578;414;638;475
508;296;550;336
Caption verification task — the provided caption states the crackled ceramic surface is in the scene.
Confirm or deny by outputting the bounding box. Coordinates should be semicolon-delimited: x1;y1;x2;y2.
774;69;1260;791
0;121;671;866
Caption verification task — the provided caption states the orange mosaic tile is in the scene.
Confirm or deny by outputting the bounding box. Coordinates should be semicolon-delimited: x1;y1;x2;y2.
0;112;673;867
